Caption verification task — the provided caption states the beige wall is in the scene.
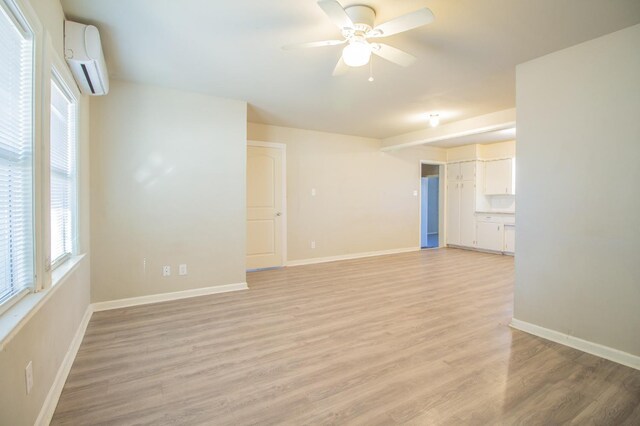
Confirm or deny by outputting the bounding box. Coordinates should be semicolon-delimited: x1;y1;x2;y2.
446;144;479;162
90;80;247;302
0;0;92;424
248;123;446;261
479;140;516;159
515;24;640;356
445;141;516;162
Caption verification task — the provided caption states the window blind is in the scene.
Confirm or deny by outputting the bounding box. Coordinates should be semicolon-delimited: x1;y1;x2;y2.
0;0;34;306
50;78;76;267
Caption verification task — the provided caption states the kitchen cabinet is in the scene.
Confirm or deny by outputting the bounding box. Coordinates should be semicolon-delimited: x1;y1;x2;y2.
459;181;476;247
447;161;476;181
476;220;504;252
446;173;476;248
484;158;514;195
446;182;460;245
504;224;515;253
447;163;461;182
460;161;476;181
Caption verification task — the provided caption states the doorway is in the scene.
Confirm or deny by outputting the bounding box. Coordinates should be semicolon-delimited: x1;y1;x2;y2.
247;141;286;270
421;163;441;248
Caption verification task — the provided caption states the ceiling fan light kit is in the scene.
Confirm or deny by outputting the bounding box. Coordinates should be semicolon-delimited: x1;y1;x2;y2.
283;0;434;77
342;37;371;67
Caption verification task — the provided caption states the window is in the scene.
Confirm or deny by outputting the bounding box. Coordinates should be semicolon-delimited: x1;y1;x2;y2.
0;0;35;307
50;76;77;268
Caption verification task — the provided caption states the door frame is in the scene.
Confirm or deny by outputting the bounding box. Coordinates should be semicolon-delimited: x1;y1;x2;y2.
419;160;446;249
247;141;287;267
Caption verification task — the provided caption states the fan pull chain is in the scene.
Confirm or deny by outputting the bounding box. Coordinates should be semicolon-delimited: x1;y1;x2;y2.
368;58;374;82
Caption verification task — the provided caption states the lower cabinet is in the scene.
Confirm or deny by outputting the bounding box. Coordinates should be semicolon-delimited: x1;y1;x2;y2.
503;224;515;253
475;215;515;254
476;221;503;252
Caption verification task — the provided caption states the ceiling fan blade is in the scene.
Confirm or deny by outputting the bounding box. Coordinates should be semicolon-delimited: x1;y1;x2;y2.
370;8;434;37
282;40;345;50
372;43;416;67
317;0;354;30
332;56;349;76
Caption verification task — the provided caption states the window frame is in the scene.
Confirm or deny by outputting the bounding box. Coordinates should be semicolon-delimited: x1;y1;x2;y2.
49;69;79;272
0;0;37;314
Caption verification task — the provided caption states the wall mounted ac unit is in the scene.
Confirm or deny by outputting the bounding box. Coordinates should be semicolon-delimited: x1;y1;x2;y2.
64;21;109;96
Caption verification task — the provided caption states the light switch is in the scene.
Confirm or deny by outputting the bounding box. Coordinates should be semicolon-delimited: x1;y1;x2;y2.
311;188;316;196
413;190;418;196
179;264;187;276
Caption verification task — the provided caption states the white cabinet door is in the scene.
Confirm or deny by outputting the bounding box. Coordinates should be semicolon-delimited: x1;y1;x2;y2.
459;181;476;247
477;222;503;251
460;161;476;181
484;159;514;195
447;163;461;181
504;225;515;253
446;182;460;245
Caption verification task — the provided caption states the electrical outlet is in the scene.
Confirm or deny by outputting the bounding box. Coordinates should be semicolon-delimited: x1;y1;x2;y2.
162;265;171;277
311;240;316;249
179;264;187;276
25;361;33;395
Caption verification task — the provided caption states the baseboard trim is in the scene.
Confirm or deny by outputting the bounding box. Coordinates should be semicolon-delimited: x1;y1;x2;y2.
286;247;419;267
447;244;513;256
510;318;640;370
35;304;93;426
91;282;249;312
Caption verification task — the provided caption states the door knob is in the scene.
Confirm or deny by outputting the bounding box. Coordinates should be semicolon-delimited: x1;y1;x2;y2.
275;212;282;217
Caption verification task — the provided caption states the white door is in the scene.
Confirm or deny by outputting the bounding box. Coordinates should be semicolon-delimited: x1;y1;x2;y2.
459;181;476;247
446;182;460;245
247;145;284;269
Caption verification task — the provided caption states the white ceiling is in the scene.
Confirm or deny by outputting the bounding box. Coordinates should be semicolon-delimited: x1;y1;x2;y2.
61;0;640;139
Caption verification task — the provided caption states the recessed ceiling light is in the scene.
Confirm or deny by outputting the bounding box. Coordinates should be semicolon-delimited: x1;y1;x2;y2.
429;114;440;127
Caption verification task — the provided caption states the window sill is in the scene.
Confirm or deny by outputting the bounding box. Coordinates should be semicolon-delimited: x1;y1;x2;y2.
52;254;85;286
0;254;86;351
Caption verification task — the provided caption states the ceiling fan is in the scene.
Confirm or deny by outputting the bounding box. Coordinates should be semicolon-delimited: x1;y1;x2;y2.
283;0;435;76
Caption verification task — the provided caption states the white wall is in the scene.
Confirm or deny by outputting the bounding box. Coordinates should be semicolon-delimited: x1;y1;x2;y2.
0;0;92;424
248;123;446;262
515;24;640;357
90;80;247;302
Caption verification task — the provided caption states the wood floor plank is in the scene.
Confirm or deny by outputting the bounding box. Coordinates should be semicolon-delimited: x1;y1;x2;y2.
51;248;640;425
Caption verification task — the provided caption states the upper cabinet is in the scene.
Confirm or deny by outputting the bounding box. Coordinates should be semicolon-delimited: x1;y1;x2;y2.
484;159;514;195
447;161;476;181
447;163;460;181
460;161;476;181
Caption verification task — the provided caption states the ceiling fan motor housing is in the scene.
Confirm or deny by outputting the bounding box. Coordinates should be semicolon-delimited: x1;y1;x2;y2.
344;5;376;32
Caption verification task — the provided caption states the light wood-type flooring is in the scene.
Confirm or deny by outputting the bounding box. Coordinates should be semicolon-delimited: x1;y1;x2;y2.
52;248;640;425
